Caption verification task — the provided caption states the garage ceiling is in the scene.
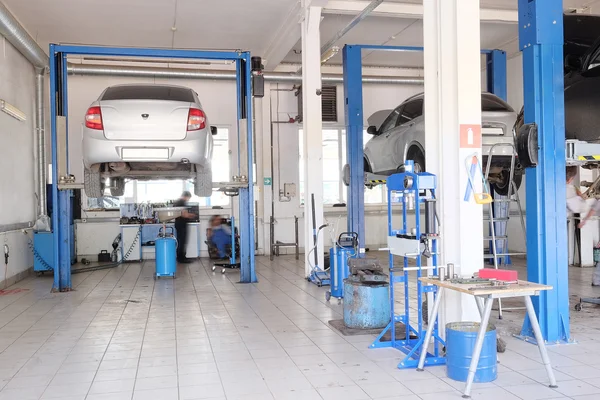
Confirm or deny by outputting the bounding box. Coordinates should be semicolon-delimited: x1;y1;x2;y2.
3;0;600;70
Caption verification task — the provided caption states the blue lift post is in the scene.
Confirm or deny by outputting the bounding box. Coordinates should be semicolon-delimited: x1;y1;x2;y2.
343;45;507;250
517;0;571;343
48;45;257;291
485;50;511;266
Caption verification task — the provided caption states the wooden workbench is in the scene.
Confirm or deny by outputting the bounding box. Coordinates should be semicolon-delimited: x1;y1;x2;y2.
416;277;557;398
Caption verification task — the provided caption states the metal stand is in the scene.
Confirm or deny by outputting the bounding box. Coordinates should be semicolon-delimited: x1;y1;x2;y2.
417;279;557;398
370;162;446;369
270;216;299;261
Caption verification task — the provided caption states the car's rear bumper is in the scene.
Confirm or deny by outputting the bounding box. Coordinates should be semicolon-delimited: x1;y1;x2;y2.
82;126;212;168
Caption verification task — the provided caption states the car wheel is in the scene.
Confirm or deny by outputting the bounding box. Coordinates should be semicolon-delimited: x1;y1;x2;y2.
491;169;523;196
406;147;426;173
84;168;104;198
110;178;125;197
195;165;213;197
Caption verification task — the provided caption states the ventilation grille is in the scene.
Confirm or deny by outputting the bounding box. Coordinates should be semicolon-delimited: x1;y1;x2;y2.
296;85;338;123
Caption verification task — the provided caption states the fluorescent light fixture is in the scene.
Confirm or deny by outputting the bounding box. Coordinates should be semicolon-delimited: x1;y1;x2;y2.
321;46;340;65
0;100;26;121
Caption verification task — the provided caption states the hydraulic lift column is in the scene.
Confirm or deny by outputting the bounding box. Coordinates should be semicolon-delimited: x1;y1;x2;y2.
518;0;570;343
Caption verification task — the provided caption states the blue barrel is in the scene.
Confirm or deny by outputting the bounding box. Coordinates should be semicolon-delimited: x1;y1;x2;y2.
329;246;353;298
343;280;390;329
155;236;177;277
446;322;497;383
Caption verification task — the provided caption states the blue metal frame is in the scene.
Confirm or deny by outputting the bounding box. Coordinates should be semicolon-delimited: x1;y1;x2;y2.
485;50;511;266
48;44;256;291
517;0;570;344
343;44;506;248
370;163;445;368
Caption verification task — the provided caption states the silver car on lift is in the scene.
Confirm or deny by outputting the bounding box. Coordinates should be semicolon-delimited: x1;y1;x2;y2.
82;84;215;198
363;92;519;194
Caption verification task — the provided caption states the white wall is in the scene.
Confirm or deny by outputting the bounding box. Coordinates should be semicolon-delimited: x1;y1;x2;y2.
0;38;36;284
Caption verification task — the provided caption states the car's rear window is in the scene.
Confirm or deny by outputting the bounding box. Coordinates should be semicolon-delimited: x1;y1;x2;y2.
482;94;514;112
101;86;194;102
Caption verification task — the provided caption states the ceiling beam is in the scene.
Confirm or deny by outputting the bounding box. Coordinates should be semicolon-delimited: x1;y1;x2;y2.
262;1;303;69
323;1;519;24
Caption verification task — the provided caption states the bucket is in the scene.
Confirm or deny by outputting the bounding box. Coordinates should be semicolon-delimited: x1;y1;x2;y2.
446;322;497;383
343;280;390;329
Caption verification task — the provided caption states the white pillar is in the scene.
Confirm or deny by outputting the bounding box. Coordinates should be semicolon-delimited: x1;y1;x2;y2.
424;0;483;323
301;1;325;276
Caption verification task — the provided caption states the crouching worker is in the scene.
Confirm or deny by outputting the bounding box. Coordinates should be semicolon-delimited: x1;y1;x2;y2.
566;166;600;286
207;215;232;260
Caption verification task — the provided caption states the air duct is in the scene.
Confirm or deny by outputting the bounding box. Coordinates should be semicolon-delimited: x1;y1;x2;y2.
67;64;424;85
0;2;47;71
0;1;49;228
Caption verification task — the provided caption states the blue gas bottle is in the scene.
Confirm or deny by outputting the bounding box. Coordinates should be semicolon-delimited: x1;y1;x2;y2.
155;226;177;279
326;232;358;301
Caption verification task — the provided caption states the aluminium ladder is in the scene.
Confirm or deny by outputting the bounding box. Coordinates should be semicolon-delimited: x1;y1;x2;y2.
484;143;527;319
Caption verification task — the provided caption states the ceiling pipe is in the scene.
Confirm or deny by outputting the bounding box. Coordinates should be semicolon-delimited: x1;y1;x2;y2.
0;1;50;227
320;0;384;57
0;2;47;71
67;63;423;85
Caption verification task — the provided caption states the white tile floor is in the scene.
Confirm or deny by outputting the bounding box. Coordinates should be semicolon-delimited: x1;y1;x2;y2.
0;255;600;400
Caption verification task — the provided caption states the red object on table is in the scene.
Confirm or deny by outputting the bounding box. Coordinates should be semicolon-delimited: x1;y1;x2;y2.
478;268;518;281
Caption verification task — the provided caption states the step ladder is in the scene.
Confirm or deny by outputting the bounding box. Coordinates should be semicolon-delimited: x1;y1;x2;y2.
483;144;527;319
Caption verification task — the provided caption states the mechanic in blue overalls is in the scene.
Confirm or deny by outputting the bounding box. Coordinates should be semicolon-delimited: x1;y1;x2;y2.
208;215;232;259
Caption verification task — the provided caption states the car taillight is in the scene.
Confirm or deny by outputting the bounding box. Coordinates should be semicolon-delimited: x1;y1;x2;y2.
85;106;103;130
187;108;206;131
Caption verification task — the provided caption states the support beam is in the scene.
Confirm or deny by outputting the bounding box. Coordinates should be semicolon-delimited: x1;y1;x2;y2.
262;1;302;69
301;1;325;276
325;1;519;23
518;0;570;344
486;50;508;101
343;45;365;252
423;0;483;324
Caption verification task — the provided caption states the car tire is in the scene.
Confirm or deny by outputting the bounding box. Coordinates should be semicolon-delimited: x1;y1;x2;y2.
491;169;522;196
195;165;213;197
406;147;426;173
110;178;125;197
84;168;104;198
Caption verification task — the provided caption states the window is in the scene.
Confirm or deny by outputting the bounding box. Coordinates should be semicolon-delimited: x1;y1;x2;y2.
397;99;423;125
86;127;230;209
299;129;342;204
379;107;401;133
101;85;195;102
299;128;385;205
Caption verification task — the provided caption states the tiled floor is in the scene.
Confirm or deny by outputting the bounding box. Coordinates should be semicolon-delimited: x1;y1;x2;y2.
0;255;600;400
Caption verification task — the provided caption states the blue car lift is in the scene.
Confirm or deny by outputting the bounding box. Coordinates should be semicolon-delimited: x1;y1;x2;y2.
370;162;445;369
517;0;571;344
344;44;507;252
344;26;569;345
46;44;257;291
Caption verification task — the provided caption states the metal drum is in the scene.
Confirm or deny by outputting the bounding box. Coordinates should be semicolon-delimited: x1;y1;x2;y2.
155;235;177;278
446;322;497;383
343;280;390;329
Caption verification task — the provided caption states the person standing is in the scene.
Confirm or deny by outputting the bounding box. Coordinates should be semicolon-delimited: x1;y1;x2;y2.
173;191;196;263
566;166;600;286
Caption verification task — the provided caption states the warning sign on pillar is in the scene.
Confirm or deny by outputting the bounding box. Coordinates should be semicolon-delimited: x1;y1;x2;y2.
460;124;482;149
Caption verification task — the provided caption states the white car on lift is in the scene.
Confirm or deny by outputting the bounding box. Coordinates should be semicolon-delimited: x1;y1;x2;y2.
82;84;215;198
363;92;520;195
